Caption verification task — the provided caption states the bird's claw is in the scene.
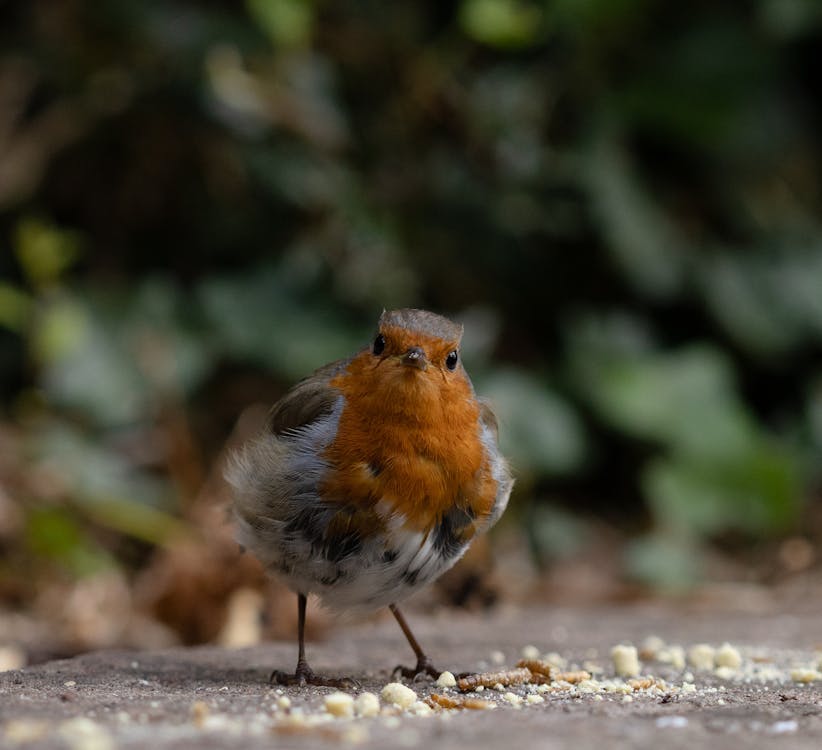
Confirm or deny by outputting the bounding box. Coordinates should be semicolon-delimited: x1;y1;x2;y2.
392;657;441;682
270;666;358;689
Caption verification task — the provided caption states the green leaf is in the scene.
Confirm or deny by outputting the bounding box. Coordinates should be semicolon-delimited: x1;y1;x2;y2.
584;127;687;299
624;532;701;591
478;368;587;475
25;508;115;577
15;217;82;287
30;423;185;545
573;339;757;461
527;504;590;567
0;282;32;333
460;0;543;49
198;264;361;380
643;447;802;537
35;295;149;426
700;246;822;357
247;0;313;48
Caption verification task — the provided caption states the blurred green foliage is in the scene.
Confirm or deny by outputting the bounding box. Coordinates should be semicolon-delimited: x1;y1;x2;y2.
1;0;821;591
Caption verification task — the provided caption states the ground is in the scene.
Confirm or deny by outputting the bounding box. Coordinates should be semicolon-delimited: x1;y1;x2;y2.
2;600;822;749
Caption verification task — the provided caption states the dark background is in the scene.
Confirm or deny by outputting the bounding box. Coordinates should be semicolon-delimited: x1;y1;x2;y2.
1;0;821;655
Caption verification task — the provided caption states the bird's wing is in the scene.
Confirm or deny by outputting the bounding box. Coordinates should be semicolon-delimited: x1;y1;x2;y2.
478;399;500;441
475;398;514;530
267;357;353;435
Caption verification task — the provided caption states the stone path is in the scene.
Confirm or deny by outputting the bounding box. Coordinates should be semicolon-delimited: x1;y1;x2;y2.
2;603;822;749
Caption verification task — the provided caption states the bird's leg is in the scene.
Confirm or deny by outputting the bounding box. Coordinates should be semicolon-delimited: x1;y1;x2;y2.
271;593;356;688
389;603;441;680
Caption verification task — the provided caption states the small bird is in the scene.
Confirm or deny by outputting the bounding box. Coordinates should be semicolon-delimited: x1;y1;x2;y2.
228;308;513;686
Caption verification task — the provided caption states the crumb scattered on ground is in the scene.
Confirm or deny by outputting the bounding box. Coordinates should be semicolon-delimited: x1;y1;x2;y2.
2;604;822;748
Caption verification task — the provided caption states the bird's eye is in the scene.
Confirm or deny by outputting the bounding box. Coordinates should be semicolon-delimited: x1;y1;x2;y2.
373;334;386;356
445;350;458;370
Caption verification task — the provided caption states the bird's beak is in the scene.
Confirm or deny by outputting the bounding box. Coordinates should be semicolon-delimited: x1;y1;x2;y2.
401;346;428;370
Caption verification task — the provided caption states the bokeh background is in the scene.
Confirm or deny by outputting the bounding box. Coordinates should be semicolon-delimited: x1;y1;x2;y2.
2;0;822;664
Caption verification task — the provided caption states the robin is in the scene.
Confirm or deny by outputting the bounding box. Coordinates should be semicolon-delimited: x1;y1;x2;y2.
228;308;513;686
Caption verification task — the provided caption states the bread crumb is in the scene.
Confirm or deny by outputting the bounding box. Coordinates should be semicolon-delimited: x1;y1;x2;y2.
57;717;114;750
342;725;370;744
555;670;591;685
0;646;26;673
526;694;544;705
190;700;209;727
611;645;640;678
687;644;715;671
503;692;523;706
409;701;433;716
354;692;381;718
639;636;666;661
4;719;50;744
436;671;457;688
521;645;540;660
325;692;355;718
381;683;417;709
543;652;567;670
715;666;737;681
277;696;291;710
658;645;686;670
715;643;742;670
790;668;821;683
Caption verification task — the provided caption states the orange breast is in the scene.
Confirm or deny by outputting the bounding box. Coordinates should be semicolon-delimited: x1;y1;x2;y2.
322;350;498;535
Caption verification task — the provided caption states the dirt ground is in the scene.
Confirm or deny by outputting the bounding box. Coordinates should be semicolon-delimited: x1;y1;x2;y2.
2;599;822;749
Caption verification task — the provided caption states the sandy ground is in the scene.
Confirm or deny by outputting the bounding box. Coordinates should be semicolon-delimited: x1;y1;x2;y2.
2;601;822;749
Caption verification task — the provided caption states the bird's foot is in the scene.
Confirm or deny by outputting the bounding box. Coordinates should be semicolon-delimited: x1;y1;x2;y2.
270;661;358;689
392;656;442;682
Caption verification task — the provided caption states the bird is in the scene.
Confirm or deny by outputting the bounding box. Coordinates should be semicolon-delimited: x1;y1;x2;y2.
227;308;513;686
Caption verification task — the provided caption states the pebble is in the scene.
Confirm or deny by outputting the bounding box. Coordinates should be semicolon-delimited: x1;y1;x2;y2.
769;720;798;734
656;716;688;729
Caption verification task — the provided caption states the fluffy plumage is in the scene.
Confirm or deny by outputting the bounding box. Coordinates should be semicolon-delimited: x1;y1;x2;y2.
227;308;513;683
